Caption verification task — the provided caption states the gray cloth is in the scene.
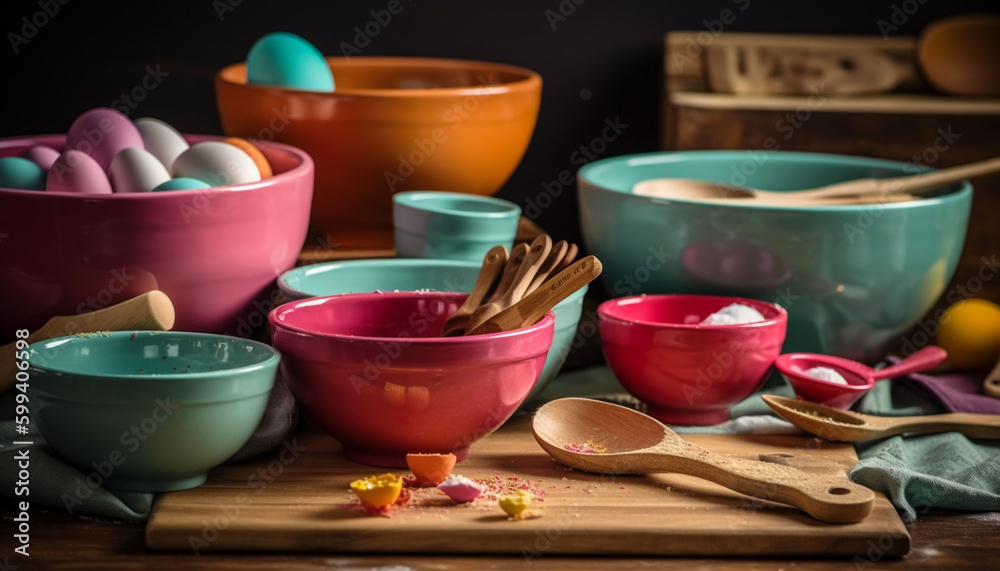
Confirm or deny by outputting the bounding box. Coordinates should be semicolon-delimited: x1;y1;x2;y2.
0;374;298;522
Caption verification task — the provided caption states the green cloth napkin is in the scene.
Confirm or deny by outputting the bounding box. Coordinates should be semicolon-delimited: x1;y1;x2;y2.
848;380;1000;522
538;365;1000;522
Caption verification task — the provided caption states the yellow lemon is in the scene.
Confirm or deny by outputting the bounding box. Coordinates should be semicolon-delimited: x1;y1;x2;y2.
936;298;1000;370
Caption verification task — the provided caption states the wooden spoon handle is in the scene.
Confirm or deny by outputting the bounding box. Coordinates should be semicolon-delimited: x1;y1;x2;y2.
467;256;602;335
878;413;1000;439
526;240;568;295
642;443;875;523
441;245;508;336
0;290;175;392
806;155;1000;199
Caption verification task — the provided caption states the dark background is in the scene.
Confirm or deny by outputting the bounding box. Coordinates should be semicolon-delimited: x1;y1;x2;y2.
3;0;999;246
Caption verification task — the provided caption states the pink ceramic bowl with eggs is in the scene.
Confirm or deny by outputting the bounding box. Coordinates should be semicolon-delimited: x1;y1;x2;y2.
598;294;787;426
269;291;554;467
0;134;312;341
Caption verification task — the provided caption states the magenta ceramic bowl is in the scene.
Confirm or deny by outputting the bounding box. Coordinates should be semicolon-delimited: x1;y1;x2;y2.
598;294;788;426
0;134;313;342
269;291;554;467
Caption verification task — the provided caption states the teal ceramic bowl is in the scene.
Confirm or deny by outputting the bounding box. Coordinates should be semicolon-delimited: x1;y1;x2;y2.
393;191;521;261
579;151;972;363
278;258;585;402
27;331;279;492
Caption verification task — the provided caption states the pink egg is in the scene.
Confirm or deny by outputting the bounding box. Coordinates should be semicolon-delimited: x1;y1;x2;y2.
46;150;113;194
21;145;61;170
65;108;144;172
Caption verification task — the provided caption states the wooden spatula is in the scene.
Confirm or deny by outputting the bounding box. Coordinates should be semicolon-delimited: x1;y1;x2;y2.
0;290;176;392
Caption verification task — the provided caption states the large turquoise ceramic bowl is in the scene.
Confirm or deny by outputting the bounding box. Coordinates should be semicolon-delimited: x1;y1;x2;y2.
579;151;972;363
27;331;279;492
278;258;585;402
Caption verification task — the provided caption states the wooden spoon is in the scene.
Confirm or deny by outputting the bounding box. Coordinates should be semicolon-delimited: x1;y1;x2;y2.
482;242;529;306
0;290;176;392
466;255;602;335
632;155;1000;203
524;240;568;296
441;245;509;336
531;397;875;523
462;235;552;335
556;242;579;275
762;395;1000;442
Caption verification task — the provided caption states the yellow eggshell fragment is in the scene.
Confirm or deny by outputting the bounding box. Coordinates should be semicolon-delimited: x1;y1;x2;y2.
498;490;532;517
350;473;403;509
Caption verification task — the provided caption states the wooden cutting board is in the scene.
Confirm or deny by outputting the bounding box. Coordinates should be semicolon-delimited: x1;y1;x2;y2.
145;416;908;557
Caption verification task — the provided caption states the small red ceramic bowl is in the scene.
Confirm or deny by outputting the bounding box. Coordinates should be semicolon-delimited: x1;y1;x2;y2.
598;294;787;426
269;291;554;467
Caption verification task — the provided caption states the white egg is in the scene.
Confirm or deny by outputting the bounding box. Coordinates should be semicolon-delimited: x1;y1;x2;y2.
171;141;261;186
108;147;171;193
135;117;190;171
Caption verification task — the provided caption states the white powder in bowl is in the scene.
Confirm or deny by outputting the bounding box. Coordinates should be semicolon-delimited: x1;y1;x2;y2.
700;303;766;325
803;366;849;385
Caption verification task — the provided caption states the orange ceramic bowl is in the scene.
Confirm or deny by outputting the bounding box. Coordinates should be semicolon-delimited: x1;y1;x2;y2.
216;56;542;249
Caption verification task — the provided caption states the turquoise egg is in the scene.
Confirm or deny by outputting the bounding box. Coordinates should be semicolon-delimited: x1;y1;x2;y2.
153;177;212;191
246;32;334;92
0;156;46;190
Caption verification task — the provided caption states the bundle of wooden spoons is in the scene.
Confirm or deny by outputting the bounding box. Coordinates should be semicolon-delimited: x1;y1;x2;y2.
441;235;599;336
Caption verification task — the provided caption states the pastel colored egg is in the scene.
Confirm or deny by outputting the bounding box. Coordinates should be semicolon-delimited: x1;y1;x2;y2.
135;117;190;170
108;147;171;193
65;108;144;172
406;453;456;486
246;31;334;92
152;177;212;192
171;141;261;186
223;137;272;178
46;150;113;194
20;145;61;170
0;156;46;190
